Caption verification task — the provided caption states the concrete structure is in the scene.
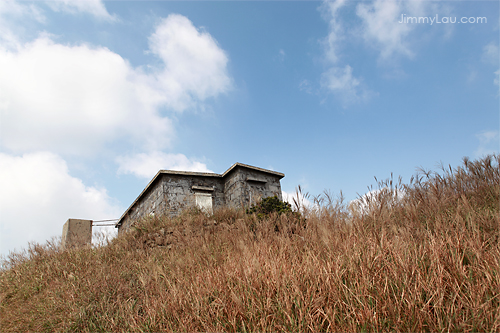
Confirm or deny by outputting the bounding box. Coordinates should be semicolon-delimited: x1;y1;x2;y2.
61;219;92;249
116;163;284;233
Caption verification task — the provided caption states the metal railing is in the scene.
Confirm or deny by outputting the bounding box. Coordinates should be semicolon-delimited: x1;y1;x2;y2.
92;219;119;227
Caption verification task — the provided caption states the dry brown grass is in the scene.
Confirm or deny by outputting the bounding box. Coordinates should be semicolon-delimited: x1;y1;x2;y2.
1;155;499;332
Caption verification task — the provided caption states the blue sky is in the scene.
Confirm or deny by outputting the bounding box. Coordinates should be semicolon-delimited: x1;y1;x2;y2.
0;0;498;257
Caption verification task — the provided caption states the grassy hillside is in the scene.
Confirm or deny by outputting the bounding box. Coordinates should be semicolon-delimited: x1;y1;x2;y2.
1;155;499;332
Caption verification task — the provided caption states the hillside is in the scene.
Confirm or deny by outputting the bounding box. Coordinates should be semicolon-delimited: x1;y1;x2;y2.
1;155;499;332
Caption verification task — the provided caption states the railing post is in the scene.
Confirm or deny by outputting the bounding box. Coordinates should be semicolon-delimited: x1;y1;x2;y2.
61;219;92;249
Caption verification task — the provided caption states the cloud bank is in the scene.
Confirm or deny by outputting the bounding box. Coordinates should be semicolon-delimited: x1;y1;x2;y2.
0;14;231;155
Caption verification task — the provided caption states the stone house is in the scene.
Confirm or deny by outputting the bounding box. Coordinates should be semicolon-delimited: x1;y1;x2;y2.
116;163;284;233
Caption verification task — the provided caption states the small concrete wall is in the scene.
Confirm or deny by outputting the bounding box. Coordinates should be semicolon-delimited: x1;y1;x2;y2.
61;219;92;249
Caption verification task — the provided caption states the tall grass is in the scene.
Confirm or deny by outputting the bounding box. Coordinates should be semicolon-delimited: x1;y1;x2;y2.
1;155;499;332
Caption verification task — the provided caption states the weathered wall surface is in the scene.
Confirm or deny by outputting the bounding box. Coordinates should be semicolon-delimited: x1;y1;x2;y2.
120;180;166;231
162;175;225;216
119;175;226;233
224;169;247;208
224;167;283;208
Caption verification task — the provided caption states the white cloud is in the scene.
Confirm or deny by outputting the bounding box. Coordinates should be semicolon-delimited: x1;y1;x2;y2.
482;42;499;65
299;79;314;95
321;65;373;106
277;49;285;62
0;14;231;155
318;0;446;103
355;0;451;61
148;14;232;112
0;36;173;154
0;0;116;50
320;0;348;64
0;0;45;23
475;130;499;157
467;70;478;83
482;42;499;86
0;152;122;257
319;0;372;104
117;151;213;179
322;65;360;94
356;0;415;60
0;0;46;49
45;0;116;21
321;0;445;65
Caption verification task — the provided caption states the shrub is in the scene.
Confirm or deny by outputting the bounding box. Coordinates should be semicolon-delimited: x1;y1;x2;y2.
246;195;293;219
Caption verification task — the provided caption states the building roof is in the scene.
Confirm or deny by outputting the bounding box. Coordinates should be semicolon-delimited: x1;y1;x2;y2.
222;162;284;178
116;163;284;228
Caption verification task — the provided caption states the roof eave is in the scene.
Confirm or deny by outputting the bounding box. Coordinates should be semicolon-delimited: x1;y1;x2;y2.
222;162;285;179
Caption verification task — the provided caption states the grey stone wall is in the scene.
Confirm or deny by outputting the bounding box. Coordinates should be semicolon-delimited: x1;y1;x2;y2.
162;174;225;215
119;174;226;233
224;167;283;208
120;180;166;231
224;169;247;208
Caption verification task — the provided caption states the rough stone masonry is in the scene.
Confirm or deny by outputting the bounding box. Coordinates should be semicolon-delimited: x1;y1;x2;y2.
115;163;284;233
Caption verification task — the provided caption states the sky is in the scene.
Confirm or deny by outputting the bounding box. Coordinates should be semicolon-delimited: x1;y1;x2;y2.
0;0;498;258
